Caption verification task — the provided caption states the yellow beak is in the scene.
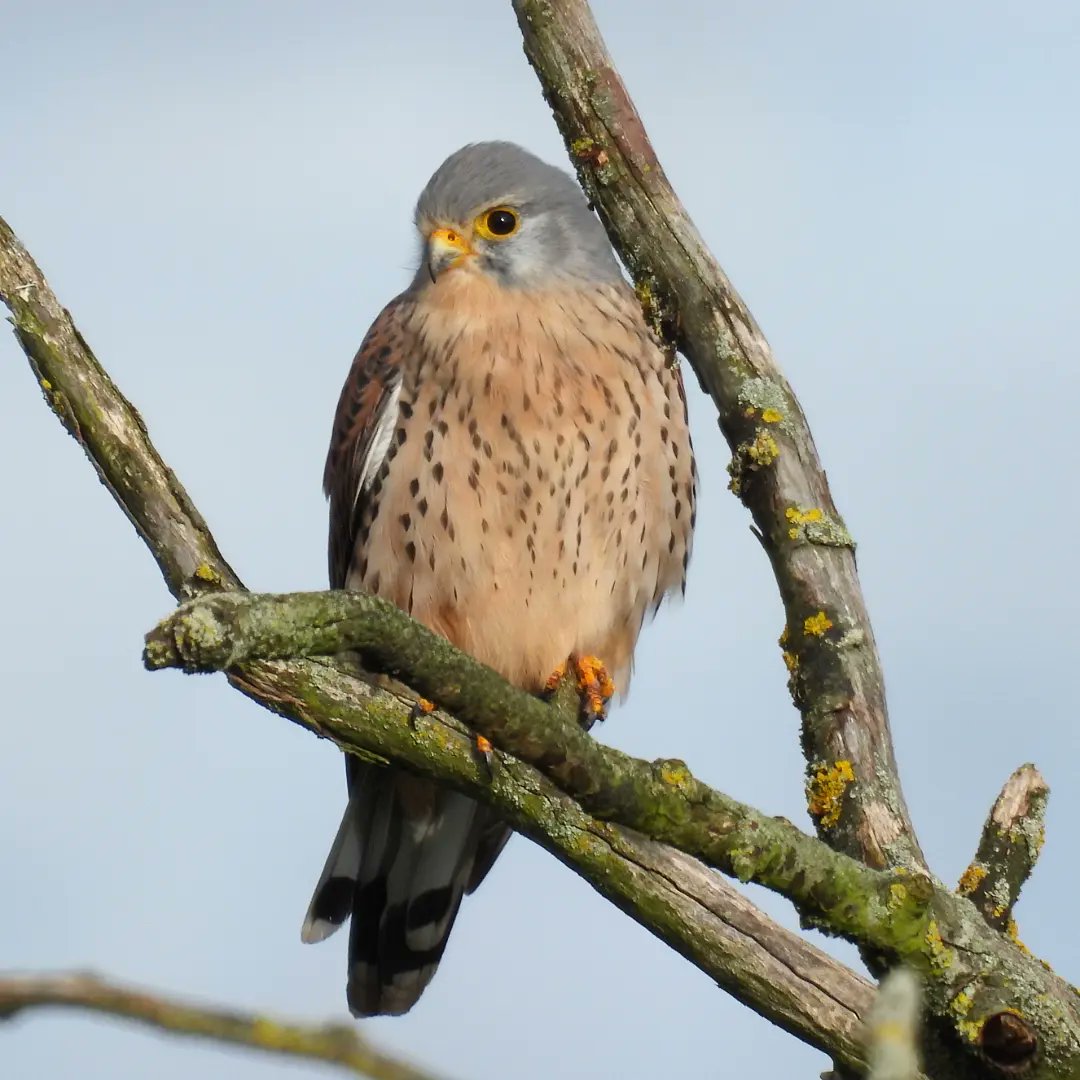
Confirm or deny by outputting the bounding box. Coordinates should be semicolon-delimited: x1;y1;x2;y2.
427;227;473;280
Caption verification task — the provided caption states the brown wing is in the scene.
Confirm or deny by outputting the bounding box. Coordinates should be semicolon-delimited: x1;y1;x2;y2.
323;295;409;589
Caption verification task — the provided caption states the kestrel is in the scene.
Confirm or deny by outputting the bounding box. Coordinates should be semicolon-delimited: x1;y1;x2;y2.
302;142;696;1016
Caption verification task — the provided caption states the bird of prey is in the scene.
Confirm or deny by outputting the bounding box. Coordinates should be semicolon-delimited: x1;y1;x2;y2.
301;141;696;1017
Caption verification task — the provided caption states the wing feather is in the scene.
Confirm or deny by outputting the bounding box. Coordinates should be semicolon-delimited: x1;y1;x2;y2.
323;296;409;588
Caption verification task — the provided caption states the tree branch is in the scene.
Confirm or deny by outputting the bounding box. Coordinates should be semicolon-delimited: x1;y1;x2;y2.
0;219;875;1073
143;586;1080;1076
958;764;1049;933
511;0;924;876
0;971;444;1080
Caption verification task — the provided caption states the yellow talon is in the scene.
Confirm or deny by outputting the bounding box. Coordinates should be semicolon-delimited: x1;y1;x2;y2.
574;655;615;719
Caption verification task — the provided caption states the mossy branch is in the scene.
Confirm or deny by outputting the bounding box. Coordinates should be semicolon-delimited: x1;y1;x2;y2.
1;218;875;1074
512;0;923;876
145;589;1075;1077
0;971;443;1080
957;764;1049;933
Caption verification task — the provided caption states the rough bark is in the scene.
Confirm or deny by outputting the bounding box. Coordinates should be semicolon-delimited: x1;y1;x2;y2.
511;0;923;877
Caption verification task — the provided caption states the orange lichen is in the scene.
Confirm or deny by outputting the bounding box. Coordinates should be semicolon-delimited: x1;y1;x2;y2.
957;862;988;896
1007;918;1031;955
807;760;855;828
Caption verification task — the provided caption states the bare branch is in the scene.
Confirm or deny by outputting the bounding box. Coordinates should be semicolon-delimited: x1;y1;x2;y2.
0;971;444;1080
511;0;923;875
958;764;1049;932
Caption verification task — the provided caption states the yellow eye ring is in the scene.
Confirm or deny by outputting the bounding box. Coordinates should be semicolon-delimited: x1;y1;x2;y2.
474;206;519;240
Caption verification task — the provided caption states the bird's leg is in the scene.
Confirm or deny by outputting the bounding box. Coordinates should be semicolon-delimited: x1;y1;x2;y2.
544;655;615;730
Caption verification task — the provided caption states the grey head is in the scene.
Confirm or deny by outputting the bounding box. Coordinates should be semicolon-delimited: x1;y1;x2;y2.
410;141;622;290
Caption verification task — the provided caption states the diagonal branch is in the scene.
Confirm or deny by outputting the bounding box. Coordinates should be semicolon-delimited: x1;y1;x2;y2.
144;588;1078;1077
0;971;444;1080
1;217;874;1073
511;0;924;875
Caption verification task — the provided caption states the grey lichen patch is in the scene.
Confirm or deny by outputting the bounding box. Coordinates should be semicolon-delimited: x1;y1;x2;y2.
836;627;866;650
738;377;792;433
171;605;231;671
784;505;856;549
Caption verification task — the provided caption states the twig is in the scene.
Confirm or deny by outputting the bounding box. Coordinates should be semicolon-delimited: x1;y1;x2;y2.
0;971;443;1080
511;0;924;875
957;764;1049;932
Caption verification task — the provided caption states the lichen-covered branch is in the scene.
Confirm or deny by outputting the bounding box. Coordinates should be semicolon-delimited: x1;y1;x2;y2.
957;764;1049;933
0;218;874;1073
0;971;443;1080
512;0;923;876
0;218;242;601
146;589;1077;1077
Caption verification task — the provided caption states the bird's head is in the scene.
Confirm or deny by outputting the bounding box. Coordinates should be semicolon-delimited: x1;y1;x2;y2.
412;141;622;291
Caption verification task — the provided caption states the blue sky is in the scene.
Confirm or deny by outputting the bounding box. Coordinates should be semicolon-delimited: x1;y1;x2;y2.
2;2;1078;1077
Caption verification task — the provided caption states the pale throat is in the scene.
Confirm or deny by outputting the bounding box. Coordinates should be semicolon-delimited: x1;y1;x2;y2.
410;269;613;395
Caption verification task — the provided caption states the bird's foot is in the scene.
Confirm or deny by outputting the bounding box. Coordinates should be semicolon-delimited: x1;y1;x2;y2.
473;734;495;777
545;655;615;729
574;655;615;723
408;697;436;730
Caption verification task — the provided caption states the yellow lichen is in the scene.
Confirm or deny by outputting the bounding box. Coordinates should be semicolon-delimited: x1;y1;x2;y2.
570;136;595;156
743;406;757;419
782;650;799;673
657;759;693;788
926;920;954;970
1007;918;1031;955
957;862;988;896
806;760;855;828
950;989;982;1044
786;506;824;541
888;882;908;909
193;563;221;585
761;407;783;423
39;378;52;391
746;430;779;466
803;611;833;637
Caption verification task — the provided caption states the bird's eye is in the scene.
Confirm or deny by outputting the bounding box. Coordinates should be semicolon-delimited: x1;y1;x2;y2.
475;207;519;240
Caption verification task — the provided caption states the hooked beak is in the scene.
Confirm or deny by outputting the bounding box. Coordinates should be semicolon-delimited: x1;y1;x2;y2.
426;227;473;282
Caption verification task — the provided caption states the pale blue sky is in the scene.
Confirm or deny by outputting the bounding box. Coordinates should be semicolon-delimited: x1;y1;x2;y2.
2;3;1078;1078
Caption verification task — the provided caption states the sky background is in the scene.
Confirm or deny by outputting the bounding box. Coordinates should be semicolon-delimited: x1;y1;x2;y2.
2;2;1079;1077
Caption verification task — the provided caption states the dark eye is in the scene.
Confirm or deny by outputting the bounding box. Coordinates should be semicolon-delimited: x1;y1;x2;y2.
485;208;518;236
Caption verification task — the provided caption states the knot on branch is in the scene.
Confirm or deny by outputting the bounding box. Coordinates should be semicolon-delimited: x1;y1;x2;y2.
980;1010;1039;1073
